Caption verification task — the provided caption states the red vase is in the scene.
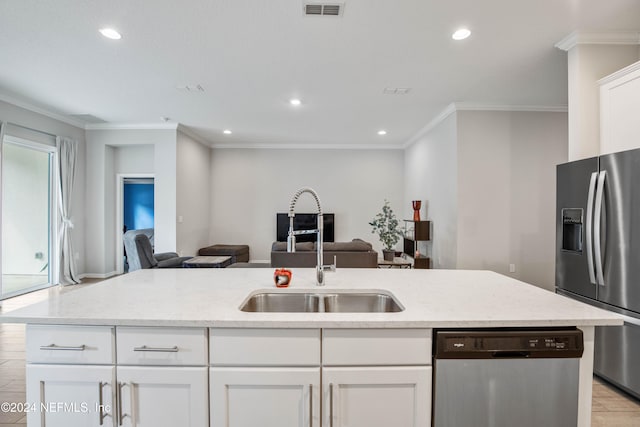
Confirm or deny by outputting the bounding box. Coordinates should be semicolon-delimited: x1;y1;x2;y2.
412;200;421;221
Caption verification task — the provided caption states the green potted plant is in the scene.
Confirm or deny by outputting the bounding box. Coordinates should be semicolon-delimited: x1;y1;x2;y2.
369;200;403;261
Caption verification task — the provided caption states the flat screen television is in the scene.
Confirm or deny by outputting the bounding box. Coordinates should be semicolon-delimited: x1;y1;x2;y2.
276;213;335;243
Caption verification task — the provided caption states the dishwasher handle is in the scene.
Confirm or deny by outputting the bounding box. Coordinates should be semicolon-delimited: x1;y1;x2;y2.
491;351;530;358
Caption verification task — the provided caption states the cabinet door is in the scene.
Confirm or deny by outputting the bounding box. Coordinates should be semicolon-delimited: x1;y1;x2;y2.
116;366;208;427
322;367;431;427
210;367;320;427
26;364;116;427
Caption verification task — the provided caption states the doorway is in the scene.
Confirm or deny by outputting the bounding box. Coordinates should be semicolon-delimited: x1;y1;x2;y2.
1;136;57;299
116;175;155;273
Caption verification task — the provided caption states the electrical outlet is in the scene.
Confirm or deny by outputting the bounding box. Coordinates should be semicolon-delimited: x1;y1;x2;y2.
509;264;516;273
177;215;184;223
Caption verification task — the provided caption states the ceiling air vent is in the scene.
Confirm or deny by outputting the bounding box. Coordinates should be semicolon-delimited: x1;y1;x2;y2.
304;3;344;16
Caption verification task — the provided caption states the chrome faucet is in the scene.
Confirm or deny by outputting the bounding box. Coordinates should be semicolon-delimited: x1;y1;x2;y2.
287;187;335;286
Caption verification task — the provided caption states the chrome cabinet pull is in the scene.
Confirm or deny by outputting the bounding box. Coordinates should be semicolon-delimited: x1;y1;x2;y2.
40;344;85;351
329;383;334;427
98;382;109;425
594;170;606;286
309;384;313;427
117;382;125;426
585;171;598;285
133;345;178;352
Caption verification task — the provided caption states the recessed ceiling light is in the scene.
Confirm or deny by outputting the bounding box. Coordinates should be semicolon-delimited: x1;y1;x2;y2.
290;99;302;106
378;130;387;136
452;28;471;41
223;129;232;135
99;28;122;40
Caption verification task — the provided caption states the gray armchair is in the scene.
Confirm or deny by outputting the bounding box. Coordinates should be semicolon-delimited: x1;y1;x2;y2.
123;229;190;271
133;234;192;269
123;229;154;271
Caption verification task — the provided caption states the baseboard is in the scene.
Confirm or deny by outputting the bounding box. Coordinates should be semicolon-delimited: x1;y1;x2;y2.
80;271;119;280
249;259;270;264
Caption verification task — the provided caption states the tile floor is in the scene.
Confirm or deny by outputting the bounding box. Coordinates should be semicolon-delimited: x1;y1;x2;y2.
1;282;640;426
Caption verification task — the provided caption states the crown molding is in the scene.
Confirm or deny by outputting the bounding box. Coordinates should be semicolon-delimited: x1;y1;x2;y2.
0;93;86;129
85;123;179;131
176;124;213;147
598;59;640;85
454;102;568;113
402;102;568;149
211;142;403;150
555;31;640;51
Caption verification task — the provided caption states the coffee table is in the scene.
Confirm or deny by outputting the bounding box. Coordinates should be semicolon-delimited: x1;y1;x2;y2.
377;257;412;269
183;256;232;268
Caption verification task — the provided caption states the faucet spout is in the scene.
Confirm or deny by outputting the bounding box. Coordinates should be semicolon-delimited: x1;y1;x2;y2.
287;187;333;286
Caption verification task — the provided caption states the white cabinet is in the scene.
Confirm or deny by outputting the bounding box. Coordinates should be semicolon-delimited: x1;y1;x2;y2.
209;328;321;427
26;364;116;427
115;327;208;427
322;329;432;427
599;60;640;155
27;325;433;427
322;366;431;427
26;325;208;427
26;325;116;427
117;366;208;427
209;328;432;427
210;367;320;427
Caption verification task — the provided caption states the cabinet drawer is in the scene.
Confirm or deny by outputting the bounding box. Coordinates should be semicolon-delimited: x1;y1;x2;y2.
210;328;320;366
116;327;207;366
26;325;115;365
323;329;432;366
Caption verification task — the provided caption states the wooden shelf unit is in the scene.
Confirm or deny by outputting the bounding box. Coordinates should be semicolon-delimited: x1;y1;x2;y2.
403;220;431;269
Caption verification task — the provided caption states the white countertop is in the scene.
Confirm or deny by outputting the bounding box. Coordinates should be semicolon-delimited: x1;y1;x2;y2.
0;268;622;328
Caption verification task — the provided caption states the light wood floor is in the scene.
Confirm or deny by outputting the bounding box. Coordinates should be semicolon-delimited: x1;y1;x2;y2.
1;282;640;426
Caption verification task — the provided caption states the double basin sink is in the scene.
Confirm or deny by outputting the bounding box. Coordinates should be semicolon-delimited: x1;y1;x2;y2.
240;290;404;313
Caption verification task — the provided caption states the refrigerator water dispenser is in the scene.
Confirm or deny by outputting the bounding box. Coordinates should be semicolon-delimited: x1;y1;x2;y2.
562;208;583;252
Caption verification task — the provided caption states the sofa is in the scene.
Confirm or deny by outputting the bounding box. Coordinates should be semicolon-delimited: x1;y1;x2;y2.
270;239;378;268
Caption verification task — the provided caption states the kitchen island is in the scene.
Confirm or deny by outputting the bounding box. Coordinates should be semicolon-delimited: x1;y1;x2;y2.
0;268;622;427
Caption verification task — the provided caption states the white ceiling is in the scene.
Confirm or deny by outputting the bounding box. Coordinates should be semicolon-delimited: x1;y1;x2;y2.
1;0;639;148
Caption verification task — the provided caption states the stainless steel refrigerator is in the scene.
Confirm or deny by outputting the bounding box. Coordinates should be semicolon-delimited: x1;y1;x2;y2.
556;147;640;399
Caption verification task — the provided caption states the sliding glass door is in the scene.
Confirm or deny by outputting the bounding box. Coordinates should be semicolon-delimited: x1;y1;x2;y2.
1;136;56;299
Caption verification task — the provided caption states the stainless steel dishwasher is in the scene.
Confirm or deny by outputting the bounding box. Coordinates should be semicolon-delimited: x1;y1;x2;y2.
433;329;584;427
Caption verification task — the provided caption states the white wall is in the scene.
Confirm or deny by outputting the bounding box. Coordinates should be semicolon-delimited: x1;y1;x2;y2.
114;145;154;173
176;131;211;257
403;113;458;268
0;100;86;277
457;111;568;290
85;129;177;276
209;148;404;261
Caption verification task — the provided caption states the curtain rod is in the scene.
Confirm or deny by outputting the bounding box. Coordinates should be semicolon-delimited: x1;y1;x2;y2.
6;122;57;138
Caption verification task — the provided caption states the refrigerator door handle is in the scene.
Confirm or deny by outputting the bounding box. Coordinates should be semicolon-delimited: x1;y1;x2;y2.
585;172;598;285
594;170;607;286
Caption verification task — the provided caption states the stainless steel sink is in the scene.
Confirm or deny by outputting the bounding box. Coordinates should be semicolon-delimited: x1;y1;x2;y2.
323;292;403;313
240;292;320;313
239;290;403;313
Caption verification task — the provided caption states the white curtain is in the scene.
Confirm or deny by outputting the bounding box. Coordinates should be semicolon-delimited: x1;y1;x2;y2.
57;136;80;285
0;122;4;290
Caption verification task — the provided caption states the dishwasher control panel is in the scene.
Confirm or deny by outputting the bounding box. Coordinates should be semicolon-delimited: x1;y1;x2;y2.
435;329;583;359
